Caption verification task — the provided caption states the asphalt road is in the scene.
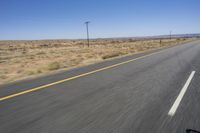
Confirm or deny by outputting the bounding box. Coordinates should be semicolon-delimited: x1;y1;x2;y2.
0;40;200;133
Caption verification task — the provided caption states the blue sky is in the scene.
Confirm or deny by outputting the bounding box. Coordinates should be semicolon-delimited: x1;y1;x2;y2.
0;0;199;40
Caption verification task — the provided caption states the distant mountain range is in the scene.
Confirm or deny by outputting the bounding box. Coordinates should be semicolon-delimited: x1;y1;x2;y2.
95;33;200;40
145;33;200;39
1;33;200;41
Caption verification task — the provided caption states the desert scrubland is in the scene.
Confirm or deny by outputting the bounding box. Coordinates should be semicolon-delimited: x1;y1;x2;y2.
0;37;198;84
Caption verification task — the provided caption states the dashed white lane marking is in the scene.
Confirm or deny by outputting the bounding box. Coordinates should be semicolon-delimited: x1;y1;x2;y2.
168;71;195;116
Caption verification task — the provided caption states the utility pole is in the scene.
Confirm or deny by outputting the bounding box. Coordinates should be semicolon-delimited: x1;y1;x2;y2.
170;31;172;40
85;21;90;47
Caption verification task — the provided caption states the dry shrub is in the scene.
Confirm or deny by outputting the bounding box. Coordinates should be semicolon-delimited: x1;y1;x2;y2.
102;52;122;59
26;71;35;75
37;51;46;55
47;62;60;70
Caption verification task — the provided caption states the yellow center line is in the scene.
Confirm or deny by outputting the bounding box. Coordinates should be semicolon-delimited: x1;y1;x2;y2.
0;50;163;102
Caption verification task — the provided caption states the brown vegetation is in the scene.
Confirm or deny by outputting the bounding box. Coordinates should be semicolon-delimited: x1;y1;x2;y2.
0;37;198;84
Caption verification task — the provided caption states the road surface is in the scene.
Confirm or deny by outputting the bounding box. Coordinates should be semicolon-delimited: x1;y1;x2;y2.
0;40;200;133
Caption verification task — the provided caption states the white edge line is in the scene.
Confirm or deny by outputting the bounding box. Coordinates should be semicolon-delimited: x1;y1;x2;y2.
168;71;196;116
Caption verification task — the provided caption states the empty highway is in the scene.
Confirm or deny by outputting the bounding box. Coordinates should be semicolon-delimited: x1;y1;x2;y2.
0;40;200;133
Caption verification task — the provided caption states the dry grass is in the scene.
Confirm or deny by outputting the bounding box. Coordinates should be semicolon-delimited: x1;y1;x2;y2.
0;37;198;85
